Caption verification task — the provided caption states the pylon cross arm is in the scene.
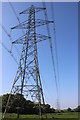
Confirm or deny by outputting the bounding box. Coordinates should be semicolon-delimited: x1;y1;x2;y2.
19;6;46;14
11;19;54;30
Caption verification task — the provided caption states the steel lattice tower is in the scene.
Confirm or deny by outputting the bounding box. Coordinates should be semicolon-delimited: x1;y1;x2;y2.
2;5;54;120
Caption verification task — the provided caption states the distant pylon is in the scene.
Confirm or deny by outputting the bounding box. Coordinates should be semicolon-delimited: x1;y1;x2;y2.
56;99;60;111
2;5;54;120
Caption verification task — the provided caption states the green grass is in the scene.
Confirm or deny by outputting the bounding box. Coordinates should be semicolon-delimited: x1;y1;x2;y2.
2;112;80;120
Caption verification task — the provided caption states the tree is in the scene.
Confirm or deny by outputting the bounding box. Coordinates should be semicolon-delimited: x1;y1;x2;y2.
0;96;2;112
2;93;27;113
2;93;36;114
2;93;10;112
67;107;72;112
61;110;64;113
78;106;80;112
74;106;80;112
50;108;55;113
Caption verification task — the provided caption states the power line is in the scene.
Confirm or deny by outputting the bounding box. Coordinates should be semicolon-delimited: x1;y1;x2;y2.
42;2;59;97
50;3;60;101
8;1;24;34
0;24;11;38
8;1;20;22
0;24;20;56
0;41;18;65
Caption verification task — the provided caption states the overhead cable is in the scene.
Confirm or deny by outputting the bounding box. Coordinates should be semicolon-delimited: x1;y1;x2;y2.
42;2;59;96
8;1;24;34
0;24;20;56
51;3;60;100
0;41;18;65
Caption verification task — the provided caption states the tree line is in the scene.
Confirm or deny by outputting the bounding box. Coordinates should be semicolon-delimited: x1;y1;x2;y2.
1;93;80;114
2;93;55;114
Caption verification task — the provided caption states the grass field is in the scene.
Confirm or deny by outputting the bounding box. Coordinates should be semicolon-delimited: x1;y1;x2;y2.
2;112;80;120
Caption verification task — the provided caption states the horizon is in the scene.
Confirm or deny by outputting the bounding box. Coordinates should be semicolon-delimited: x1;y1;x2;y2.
1;92;79;110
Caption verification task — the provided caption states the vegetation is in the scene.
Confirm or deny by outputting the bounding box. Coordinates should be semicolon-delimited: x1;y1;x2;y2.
1;93;80;119
2;93;55;114
3;112;79;119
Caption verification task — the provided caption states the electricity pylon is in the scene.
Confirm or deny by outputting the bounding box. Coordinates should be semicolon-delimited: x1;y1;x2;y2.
2;5;54;120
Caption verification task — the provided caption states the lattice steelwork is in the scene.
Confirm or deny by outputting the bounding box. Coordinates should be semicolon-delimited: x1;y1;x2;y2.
2;5;54;120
